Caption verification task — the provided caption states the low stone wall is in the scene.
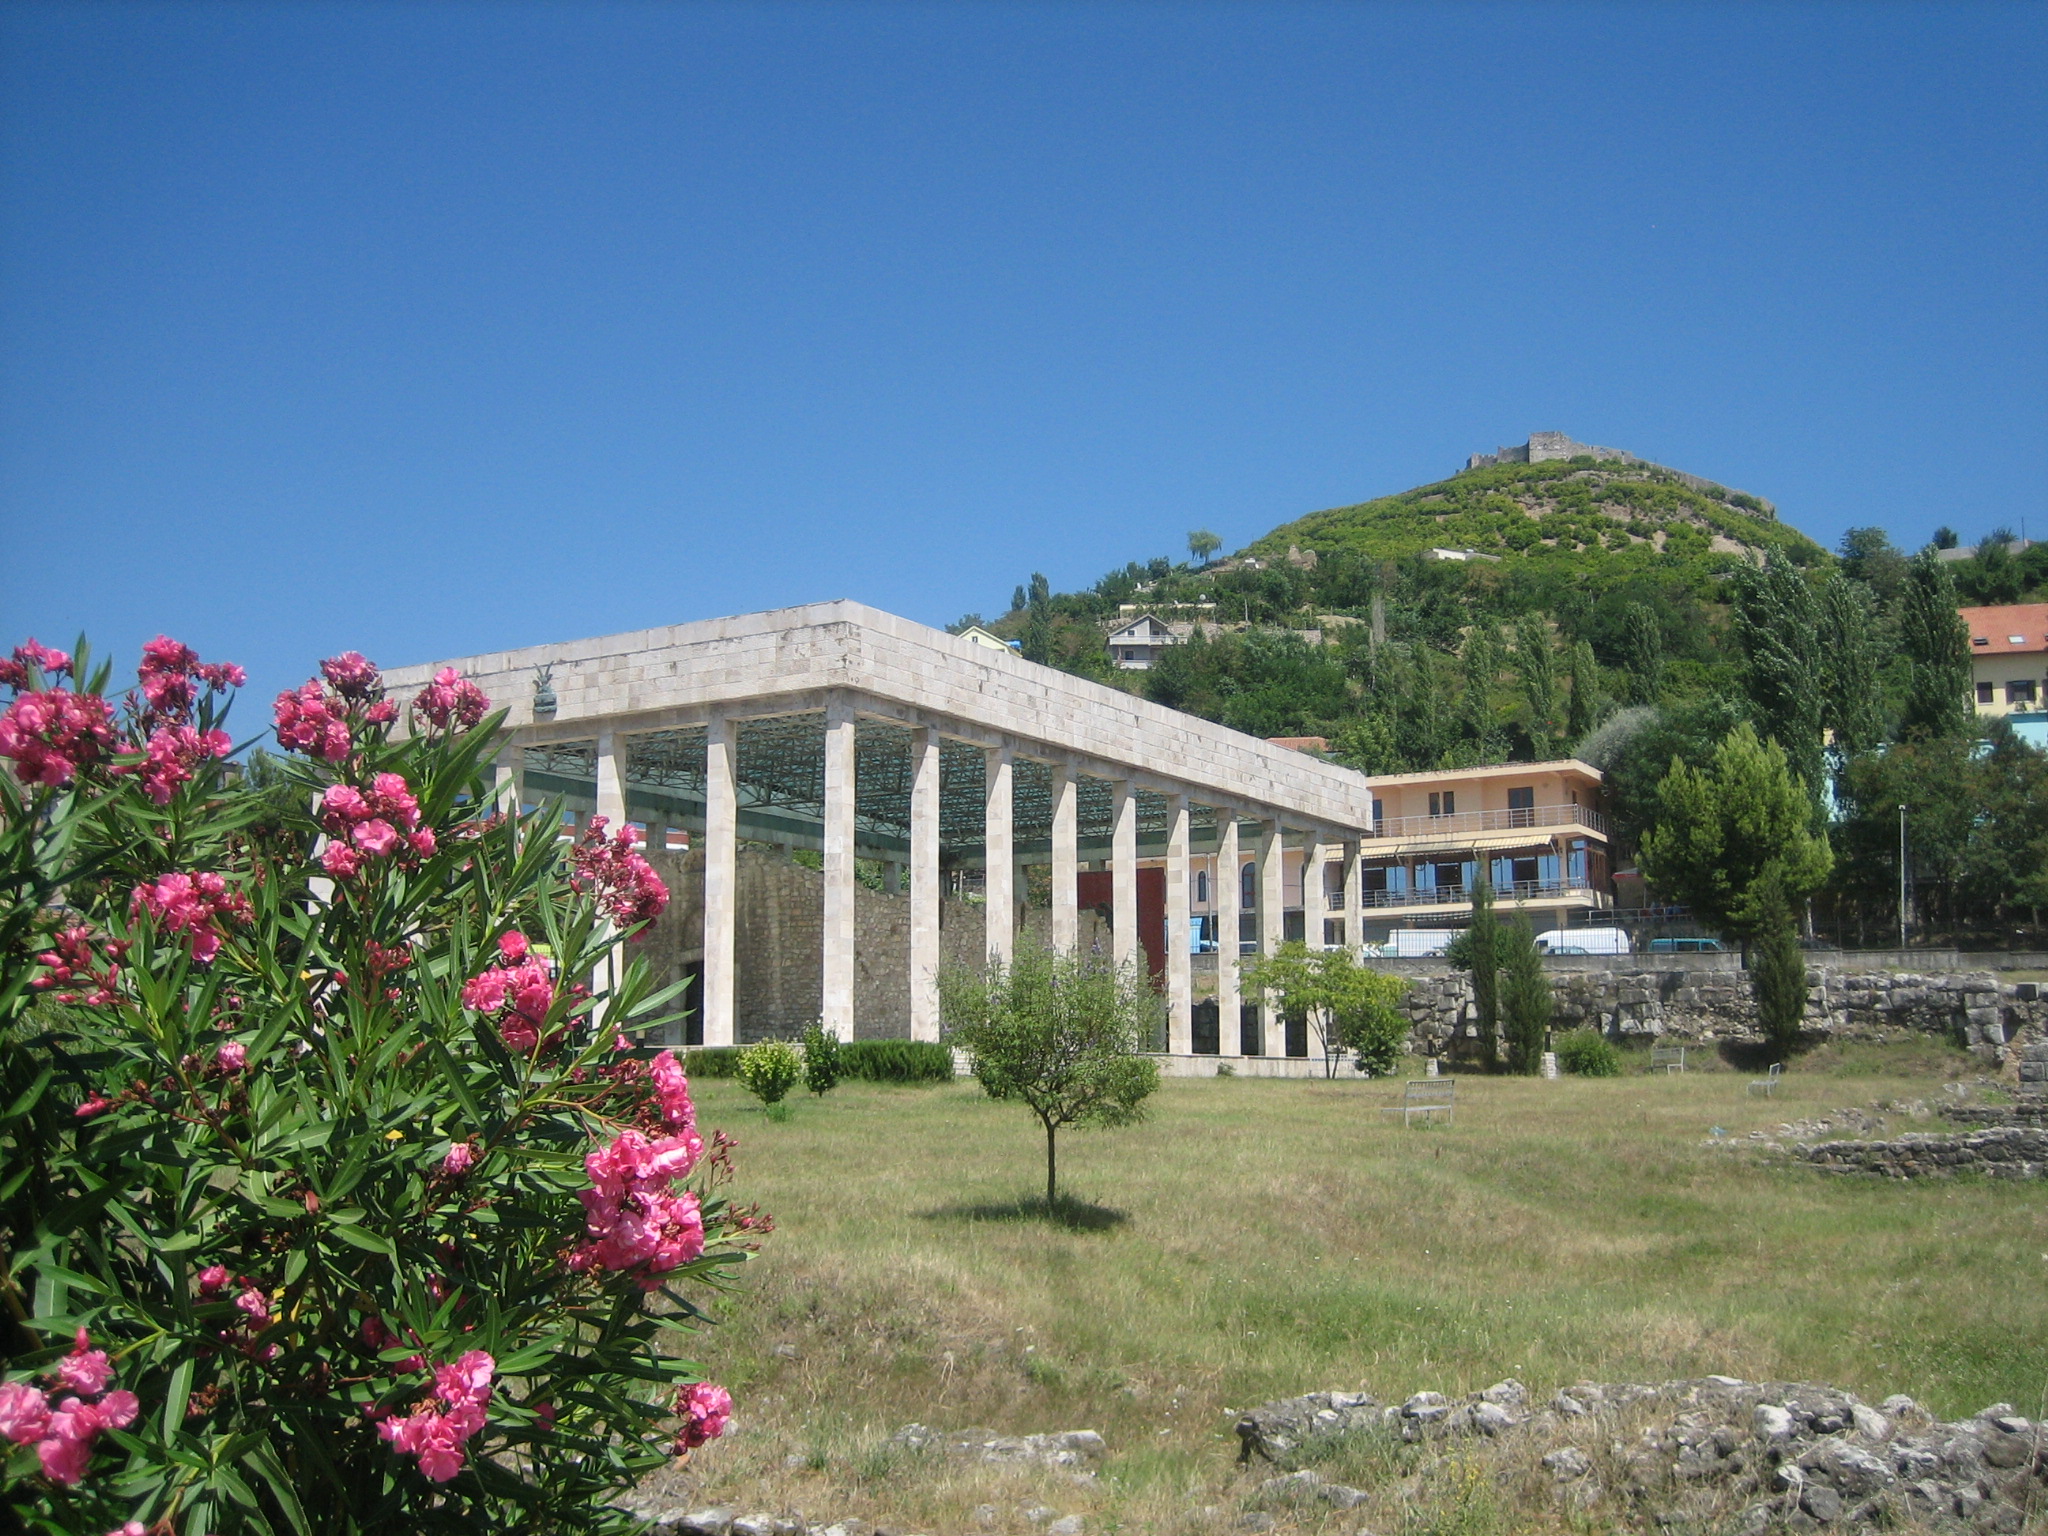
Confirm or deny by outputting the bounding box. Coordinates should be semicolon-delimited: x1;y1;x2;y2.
1792;1126;2048;1180
1392;964;2047;1067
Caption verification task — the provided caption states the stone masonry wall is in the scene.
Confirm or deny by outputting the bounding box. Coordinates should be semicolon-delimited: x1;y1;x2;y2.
1792;1126;2048;1180
1393;963;2047;1070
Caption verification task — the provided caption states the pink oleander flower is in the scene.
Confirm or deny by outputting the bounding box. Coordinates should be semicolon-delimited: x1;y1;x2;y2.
0;1380;50;1444
216;1040;248;1073
571;817;670;926
674;1381;733;1450
412;667;490;733
135;637;241;727
409;827;437;857
106;1523;146;1536
198;1265;230;1296
0;688;117;788
570;1130;706;1289
353;818;399;856
319;650;380;699
378;1350;494;1484
274;680;353;761
0;638;73;688
37;1390;138;1485
497;930;529;963
461;943;556;1052
130;870;250;964
129;723;233;804
439;1141;477;1178
235;1287;270;1325
32;925;127;1006
55;1329;113;1397
322;842;362;879
74;1093;115;1119
650;1049;696;1131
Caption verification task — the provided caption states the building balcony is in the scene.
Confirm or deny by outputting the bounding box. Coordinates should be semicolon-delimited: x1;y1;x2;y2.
1367;802;1606;842
1361;880;1610;912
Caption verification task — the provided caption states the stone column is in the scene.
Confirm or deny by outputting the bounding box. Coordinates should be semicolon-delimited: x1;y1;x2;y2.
984;746;1014;967
1165;793;1192;1055
492;744;523;818
909;726;942;1042
1343;838;1363;957
821;697;857;1041
1304;833;1329;951
702;713;738;1048
1050;759;1078;952
1111;779;1138;969
594;730;627;832
1259;820;1285;1056
1216;815;1241;1058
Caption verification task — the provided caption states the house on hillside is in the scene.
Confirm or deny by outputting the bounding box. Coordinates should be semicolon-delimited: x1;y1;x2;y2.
1105;612;1191;670
954;625;1019;654
1354;760;1614;943
1961;604;2048;715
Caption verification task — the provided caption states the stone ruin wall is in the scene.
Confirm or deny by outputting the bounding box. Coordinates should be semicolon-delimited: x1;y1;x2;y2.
1463;432;1776;515
1395;963;2046;1074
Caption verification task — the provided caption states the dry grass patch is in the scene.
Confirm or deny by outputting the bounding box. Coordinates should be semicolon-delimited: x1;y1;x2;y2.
651;1052;2046;1531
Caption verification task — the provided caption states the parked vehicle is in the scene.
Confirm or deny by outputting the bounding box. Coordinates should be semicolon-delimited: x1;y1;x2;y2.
1388;928;1462;958
1535;927;1632;955
1647;936;1726;953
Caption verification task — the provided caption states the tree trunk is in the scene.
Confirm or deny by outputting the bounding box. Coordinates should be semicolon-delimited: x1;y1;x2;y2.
1044;1122;1058;1210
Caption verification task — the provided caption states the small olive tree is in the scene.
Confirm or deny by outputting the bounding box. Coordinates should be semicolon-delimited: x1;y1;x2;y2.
937;941;1160;1209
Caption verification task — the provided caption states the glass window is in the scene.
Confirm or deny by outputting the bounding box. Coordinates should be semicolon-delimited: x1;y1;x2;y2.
1977;682;1995;704
1195;869;1209;905
2010;680;2038;704
1241;862;1258;906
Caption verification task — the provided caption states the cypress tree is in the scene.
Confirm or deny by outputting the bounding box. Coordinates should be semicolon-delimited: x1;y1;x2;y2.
1461;875;1501;1068
1898;552;1973;741
1622;602;1664;706
1499;918;1552;1074
1566;639;1604;746
1750;878;1809;1057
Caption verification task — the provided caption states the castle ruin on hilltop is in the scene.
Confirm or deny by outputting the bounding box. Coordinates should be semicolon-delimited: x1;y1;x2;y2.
1464;431;1775;518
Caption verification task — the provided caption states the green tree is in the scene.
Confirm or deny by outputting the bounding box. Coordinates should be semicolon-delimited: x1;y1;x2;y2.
1566;638;1605;745
1817;571;1887;755
1497;918;1552;1074
1188;529;1222;566
1732;555;1824;809
1241;942;1412;1078
737;1039;803;1105
1514;615;1562;757
1749;876;1809;1056
1461;625;1507;764
1621;601;1664;706
1638;722;1834;946
1839;526;1909;607
1898;552;1974;740
1444;875;1501;1067
937;941;1160;1208
801;1020;842;1096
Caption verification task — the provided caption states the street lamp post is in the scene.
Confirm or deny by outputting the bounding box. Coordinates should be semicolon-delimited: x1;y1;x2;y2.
1897;804;1908;951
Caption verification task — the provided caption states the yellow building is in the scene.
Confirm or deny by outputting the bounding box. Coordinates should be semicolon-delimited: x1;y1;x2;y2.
1356;759;1612;934
1961;604;2048;716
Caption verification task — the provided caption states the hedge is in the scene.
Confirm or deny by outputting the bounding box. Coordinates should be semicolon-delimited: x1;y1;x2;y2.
682;1039;953;1085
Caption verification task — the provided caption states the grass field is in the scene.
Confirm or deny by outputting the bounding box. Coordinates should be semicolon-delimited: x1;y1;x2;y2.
654;1045;2048;1533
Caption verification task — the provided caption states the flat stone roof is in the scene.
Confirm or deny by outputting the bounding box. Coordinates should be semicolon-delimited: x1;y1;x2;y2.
385;600;1373;830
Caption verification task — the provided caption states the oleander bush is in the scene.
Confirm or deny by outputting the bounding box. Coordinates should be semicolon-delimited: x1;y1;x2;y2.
0;638;762;1535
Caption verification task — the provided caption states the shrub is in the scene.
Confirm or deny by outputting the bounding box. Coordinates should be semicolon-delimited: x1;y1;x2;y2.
0;638;758;1534
1555;1028;1621;1077
837;1039;955;1084
737;1039;803;1105
801;1020;842;1095
682;1045;746;1078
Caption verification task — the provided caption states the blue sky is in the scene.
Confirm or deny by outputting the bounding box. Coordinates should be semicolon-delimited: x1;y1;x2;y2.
2;1;2043;715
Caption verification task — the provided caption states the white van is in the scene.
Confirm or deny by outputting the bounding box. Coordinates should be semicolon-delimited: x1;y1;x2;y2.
1388;928;1463;958
1535;927;1631;955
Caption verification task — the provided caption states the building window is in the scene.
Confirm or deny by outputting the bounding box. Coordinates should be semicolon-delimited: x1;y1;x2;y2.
1371;797;1385;827
1195;870;1209;905
1241;862;1258;907
2011;680;2039;704
1428;790;1456;818
1507;786;1534;826
1977;682;1996;704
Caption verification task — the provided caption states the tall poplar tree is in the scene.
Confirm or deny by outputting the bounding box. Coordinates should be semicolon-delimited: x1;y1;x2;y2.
1622;602;1664;706
1514;615;1562;757
1732;556;1824;812
1462;625;1506;764
1898;552;1973;741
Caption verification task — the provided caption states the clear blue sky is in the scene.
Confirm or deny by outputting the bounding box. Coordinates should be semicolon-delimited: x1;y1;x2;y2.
3;1;2043;715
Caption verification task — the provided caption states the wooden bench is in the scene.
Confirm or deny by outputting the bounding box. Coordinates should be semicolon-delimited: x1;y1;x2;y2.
1746;1063;1783;1097
1382;1079;1455;1127
1650;1043;1688;1074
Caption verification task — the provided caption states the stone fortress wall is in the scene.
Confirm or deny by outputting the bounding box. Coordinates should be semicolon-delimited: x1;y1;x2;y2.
1464;431;1777;518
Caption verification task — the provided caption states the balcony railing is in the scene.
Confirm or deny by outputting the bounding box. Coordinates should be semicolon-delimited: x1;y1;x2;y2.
1367;803;1606;840
1361;880;1606;910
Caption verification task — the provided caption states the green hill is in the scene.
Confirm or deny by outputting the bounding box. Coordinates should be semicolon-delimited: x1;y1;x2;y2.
1247;456;1826;582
